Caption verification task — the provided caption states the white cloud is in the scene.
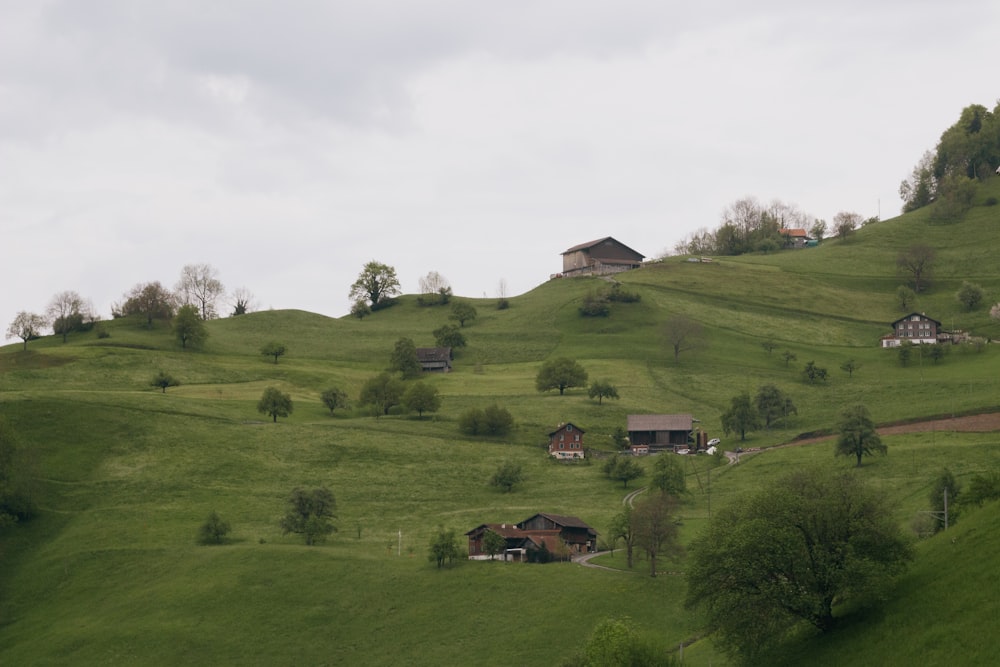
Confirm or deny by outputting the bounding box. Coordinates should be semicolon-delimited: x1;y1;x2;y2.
2;0;998;339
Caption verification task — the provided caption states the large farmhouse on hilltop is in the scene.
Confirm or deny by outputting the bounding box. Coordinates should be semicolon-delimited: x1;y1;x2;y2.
559;237;644;277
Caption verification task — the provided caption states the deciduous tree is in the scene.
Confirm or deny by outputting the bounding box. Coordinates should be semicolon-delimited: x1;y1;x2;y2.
632;493;682;577
489;460;524;493
359;373;405;417
650;454;686;497
835;404;885;467
802;361;828;384
229;287;257;316
832;211;862;239
417;271;452;306
896;285;917;311
587;380;620;404
956;281;984;310
257;386;293;422
432;324;466;349
754;384;796;429
349;260;401;310
320;388;348;415
403;381;441;418
663;314;705;362
535;358;588;395
603;455;643;489
280;487;336;545
840;359;859;378
458;404;515;436
176;263;225;320
428;526;462;568
6;311;47;351
151;371;179;393
899;150;936;213
261;341;287;364
350;299;372;319
721;392;761;441
686;470;913;661
121;281;175;326
896;244;936;293
577;617;670;667
197;511;231;545
46;291;91;343
483;529;506;560
449;302;478;327
173;304;208;349
608;506;637;569
389;337;421;379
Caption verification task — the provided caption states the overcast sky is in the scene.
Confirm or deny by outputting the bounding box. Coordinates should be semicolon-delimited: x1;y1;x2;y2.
3;1;998;341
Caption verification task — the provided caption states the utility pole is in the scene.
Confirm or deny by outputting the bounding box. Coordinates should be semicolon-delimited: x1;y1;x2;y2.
943;488;949;531
707;464;711;519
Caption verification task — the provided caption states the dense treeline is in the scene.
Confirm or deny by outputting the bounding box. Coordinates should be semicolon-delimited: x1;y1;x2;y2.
673;197;817;256
900;102;1000;217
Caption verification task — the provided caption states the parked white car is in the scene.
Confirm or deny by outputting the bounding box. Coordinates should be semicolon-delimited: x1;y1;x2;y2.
707;438;721;447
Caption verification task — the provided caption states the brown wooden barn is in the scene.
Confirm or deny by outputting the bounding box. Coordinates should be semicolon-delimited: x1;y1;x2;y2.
560;237;644;277
626;414;694;452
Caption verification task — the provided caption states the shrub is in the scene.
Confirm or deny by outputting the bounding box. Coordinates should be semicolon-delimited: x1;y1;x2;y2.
606;283;641;303
578;292;610;317
459;404;514;436
198;511;231;545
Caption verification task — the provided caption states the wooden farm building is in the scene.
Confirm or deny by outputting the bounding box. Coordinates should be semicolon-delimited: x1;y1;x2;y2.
415;347;453;372
626;414;695;452
547;422;585;459
560;237;644;277
465;513;597;562
880;313;943;348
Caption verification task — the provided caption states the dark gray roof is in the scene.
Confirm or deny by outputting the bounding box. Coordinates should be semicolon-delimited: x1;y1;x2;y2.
561;236;645;259
415;347;452;362
627;414;693;432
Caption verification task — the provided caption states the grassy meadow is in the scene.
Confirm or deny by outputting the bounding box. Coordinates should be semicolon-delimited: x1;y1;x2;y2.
3;183;1000;665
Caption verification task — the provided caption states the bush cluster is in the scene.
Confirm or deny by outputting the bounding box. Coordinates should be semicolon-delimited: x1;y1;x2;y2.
459;404;514;436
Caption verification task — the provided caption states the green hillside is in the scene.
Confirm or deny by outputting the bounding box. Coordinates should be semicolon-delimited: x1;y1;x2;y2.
2;180;1000;665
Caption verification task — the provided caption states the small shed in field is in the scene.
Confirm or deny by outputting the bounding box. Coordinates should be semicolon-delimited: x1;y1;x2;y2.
416;347;453;372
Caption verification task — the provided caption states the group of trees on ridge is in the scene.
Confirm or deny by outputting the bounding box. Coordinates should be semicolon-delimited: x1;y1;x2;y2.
6;263;256;351
672;195;874;257
900;101;1000;219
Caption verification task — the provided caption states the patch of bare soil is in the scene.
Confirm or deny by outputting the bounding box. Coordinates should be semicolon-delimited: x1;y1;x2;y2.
781;411;1000;448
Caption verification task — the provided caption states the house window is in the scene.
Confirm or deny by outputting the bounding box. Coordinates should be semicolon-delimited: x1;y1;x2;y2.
559;443;564;449
575;434;580;441
567;424;573;432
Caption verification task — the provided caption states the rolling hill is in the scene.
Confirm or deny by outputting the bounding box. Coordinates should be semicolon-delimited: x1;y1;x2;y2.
2;179;1000;665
